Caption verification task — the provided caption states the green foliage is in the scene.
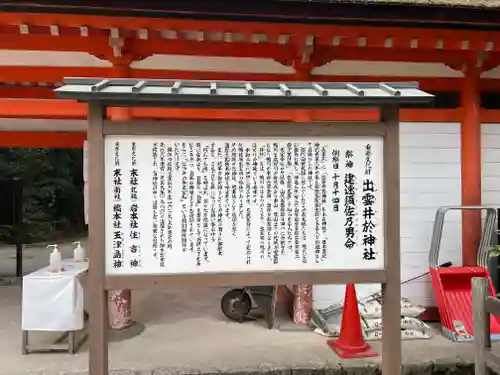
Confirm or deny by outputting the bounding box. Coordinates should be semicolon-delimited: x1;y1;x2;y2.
0;148;85;243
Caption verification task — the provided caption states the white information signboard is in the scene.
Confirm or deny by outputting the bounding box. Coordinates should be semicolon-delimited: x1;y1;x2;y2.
104;135;384;275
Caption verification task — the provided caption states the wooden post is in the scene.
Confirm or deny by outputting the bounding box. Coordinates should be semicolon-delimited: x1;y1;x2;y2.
87;102;108;375
381;105;402;375
461;63;482;266
472;277;489;375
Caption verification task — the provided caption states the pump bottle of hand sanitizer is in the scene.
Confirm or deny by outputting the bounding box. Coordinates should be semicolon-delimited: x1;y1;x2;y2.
73;241;85;262
47;244;62;273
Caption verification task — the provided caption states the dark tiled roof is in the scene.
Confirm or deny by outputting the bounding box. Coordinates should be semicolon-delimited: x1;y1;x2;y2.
287;0;500;7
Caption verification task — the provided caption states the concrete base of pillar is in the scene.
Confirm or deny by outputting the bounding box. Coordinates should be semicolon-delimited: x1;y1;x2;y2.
108;321;145;342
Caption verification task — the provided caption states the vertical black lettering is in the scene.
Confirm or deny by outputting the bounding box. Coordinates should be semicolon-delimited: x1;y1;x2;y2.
128;141;141;269
112;141;124;269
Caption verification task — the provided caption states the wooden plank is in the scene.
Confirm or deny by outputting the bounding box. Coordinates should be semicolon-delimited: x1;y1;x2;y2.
473;277;489;375
87;102;108;375
381;105;402;375
102;120;388;137
485;296;500;315
105;269;388;290
485;351;500;375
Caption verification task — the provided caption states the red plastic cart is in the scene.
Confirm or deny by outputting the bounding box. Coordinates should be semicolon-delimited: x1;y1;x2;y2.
429;206;500;342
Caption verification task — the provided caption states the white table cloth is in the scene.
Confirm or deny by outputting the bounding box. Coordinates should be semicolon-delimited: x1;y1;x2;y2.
22;260;88;331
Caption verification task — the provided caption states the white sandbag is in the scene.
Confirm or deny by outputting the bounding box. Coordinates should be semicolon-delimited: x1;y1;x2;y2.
400;296;426;317
321;310;342;337
359;299;383;319
323;310;370;337
312;292;427;338
324;314;430;337
362;316;431;332
364;328;431;341
359;293;425;318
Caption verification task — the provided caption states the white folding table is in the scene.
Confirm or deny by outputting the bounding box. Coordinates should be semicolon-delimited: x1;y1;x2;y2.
21;260;88;354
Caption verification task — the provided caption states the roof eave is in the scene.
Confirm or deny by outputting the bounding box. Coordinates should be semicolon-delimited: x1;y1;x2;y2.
2;0;500;29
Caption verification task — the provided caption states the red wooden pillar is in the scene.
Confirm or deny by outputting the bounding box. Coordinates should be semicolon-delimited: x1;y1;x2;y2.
461;62;482;266
107;60;134;330
109;61;133;122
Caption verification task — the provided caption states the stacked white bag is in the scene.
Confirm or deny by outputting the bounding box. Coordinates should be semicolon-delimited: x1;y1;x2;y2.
316;292;432;340
359;293;432;341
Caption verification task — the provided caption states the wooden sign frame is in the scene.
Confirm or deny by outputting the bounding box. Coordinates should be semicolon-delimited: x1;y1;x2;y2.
86;106;401;375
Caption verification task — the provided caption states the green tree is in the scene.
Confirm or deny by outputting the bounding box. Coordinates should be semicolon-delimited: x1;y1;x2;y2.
0;148;85;243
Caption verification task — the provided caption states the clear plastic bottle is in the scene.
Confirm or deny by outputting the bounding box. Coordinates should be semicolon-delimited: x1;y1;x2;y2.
73;241;85;262
47;244;62;273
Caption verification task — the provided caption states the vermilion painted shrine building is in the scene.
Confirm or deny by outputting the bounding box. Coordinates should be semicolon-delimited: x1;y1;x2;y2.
3;0;500;321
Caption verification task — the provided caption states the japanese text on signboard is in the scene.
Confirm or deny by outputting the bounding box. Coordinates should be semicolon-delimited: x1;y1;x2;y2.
104;136;384;275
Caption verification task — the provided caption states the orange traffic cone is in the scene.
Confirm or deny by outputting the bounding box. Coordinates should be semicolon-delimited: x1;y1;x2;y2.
327;284;378;358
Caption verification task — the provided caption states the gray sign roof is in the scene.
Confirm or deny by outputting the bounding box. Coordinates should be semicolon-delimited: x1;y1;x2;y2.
54;78;433;108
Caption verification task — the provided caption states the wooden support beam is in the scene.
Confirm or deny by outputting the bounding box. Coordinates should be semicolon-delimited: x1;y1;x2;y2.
481;110;500;123
0;100;87;118
315;46;478;65
485;296;500;315
0;100;467;122
0;86;56;99
0;30;490;64
1;66;500;93
0;66;112;83
86;102;108;375
0;34;110;54
0;132;86;148
0;106;474;149
461;62;482;266
0;119;85;132
473;277;489;375
0;12;498;53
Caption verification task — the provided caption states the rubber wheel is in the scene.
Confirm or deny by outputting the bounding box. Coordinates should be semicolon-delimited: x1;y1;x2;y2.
221;289;252;322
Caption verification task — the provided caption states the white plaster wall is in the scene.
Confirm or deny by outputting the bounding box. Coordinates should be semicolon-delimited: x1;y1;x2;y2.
0;51;112;67
313;123;462;309
481;125;500;259
482;124;500;208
